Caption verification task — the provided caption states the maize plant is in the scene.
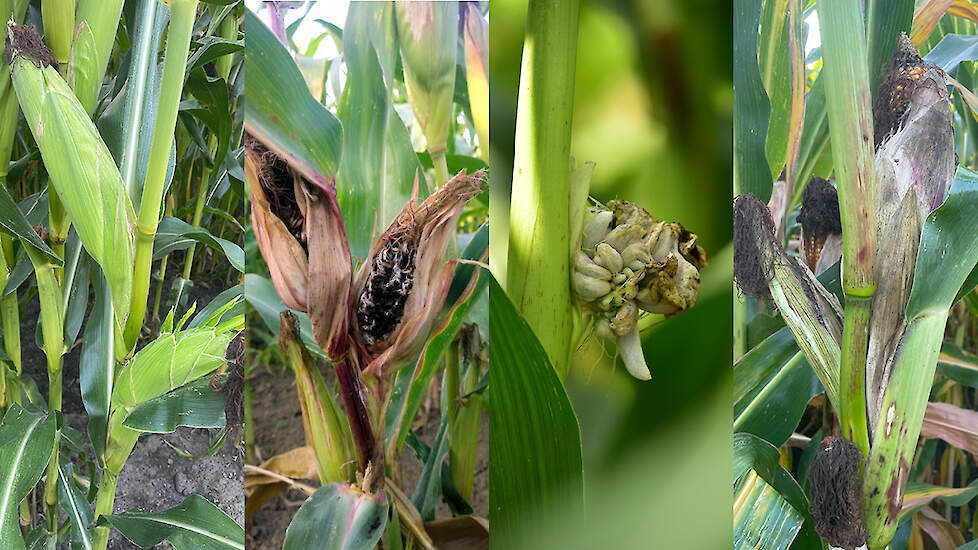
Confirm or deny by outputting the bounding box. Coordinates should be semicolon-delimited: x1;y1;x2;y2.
242;3;489;549
734;1;978;549
0;1;245;549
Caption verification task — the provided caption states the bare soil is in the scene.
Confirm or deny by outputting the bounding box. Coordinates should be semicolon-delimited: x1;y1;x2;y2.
20;274;244;550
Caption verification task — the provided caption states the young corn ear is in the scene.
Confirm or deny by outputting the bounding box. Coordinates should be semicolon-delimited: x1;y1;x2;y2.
395;3;458;169
734;194;843;409
352;169;486;376
6;24;135;329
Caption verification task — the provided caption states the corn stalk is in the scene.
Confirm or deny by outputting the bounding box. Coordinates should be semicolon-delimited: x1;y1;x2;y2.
506;0;581;379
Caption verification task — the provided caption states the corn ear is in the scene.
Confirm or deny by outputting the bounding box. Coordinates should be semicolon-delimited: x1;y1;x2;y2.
396;3;458;166
462;4;488;161
7;26;136;330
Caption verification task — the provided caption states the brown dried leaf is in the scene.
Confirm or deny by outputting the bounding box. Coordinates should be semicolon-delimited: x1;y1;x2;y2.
425;516;489;550
915;507;966;550
920;402;978;459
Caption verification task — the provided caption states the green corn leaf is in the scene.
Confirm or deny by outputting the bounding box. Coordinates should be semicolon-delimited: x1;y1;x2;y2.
9;52;135;327
411;415;449;522
733;0;773;200
733;432;820;550
924;34;978;74
733;469;804;550
182;69;232;171
187;36;243;76
395;2;458;160
336;2;425;259
152;216;244;272
244;8;342;186
938;342;978;389
57;458;95;550
734;327;823;448
110;311;242;410
122;375;226;432
0;405;57;550
282;484;388;550
189;284;243;329
99;494;243;550
79;259;114;460
0;178;60;264
490;275;584;548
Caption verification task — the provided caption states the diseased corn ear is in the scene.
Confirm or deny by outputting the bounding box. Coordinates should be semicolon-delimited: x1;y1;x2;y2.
354;169;486;374
7;23;134;329
866;35;955;431
808;436;866;549
734;194;843;406
798;177;842;273
244;137;309;311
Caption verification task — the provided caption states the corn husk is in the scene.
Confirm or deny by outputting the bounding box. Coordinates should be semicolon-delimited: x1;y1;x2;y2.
866;35;954;431
395;3;458;156
6;24;135;329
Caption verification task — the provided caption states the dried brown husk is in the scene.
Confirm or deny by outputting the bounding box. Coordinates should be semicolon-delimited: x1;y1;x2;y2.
245;132;353;360
353;169;486;375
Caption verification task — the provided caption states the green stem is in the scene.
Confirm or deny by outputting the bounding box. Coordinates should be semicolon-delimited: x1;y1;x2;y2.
182;149;213;283
841;296;872;457
431;150;450;187
26;248;64;537
91;471;118;550
125;0;199;350
505;0;581;379
818;0;876;452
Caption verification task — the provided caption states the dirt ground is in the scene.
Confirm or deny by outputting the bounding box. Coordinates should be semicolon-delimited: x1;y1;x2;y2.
245;357;489;550
20;274;244;550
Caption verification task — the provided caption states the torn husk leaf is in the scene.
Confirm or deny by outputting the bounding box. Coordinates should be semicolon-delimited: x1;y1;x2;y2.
734;194;843;409
353;169;486;376
572;200;706;380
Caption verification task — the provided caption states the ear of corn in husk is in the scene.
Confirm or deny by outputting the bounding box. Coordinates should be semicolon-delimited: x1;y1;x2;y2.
573;200;707;380
395;3;457;160
860;35;956;549
352;169;486;376
5;23;135;331
244;132;353;361
734;194;843;408
866;34;955;431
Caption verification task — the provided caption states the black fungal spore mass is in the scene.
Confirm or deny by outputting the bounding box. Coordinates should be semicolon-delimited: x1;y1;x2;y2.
809;436;866;550
356;228;417;346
